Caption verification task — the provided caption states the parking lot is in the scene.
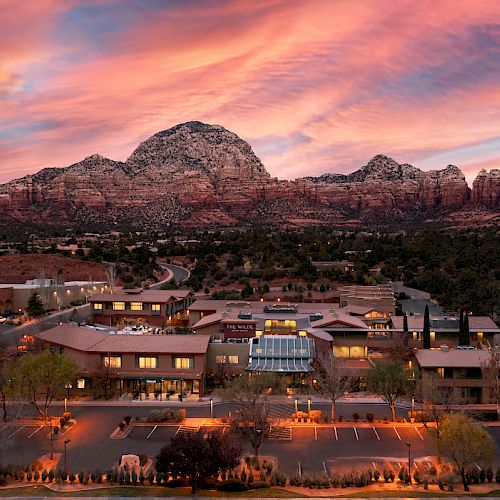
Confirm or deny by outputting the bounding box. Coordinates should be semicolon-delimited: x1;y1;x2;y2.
2;405;500;476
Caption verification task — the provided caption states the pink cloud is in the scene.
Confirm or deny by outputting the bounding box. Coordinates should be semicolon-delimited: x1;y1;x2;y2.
0;0;499;185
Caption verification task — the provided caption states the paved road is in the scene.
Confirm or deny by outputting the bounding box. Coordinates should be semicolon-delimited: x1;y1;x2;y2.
160;264;190;284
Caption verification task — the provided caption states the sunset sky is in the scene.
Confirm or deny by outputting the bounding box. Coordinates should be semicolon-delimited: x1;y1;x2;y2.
1;0;499;185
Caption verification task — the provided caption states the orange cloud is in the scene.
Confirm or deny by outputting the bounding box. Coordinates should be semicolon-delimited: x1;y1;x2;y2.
0;0;499;185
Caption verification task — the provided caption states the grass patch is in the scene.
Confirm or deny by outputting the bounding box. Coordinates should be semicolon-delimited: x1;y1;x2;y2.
0;485;304;497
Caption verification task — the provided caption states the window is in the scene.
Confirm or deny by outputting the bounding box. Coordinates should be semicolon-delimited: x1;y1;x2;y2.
437;367;444;378
137;356;157;369
112;301;125;311
174;357;193;369
298;330;307;337
130;302;143;311
77;378;85;389
151;303;161;312
104;355;121;368
229;355;239;364
93;303;103;311
215;355;227;364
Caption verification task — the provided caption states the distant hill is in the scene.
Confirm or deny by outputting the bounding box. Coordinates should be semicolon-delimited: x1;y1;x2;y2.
0;121;498;232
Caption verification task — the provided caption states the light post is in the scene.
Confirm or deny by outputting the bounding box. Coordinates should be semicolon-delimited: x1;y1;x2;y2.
64;397;67;414
411;398;415;421
406;441;411;479
294;398;298;413
64;439;71;475
210;398;214;419
307;398;311;413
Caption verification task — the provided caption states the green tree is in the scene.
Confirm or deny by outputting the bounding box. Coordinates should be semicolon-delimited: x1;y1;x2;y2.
6;352;77;419
438;413;495;491
155;428;241;493
463;312;470;345
368;361;410;421
481;347;500;420
26;292;45;317
422;305;431;349
220;373;284;458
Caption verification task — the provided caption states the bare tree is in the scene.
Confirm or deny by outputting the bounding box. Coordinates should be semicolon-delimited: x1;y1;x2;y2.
52;270;65;311
481;347;500;420
105;263;117;293
219;373;284;458
83;274;95;302
93;355;116;399
37;268;52;307
315;350;353;421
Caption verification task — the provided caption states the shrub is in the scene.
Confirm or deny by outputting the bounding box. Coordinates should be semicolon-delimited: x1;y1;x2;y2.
496;468;500;483
139;470;145;485
217;479;249;491
480;468;486;483
251;480;270;489
124;415;132;425
95;470;102;483
178;409;187;421
148;471;155;485
198;477;219;489
63;412;72;421
373;469;380;481
352;412;360;422
166;477;189;487
118;471;125;485
90;471;96;483
156;472;165;485
33;471;40;482
69;473;76;483
59;417;66;428
138;453;148;466
289;475;302;486
26;471;32;482
131;470;138;484
41;470;48;483
240;469;247;482
383;467;392;482
48;469;55;482
366;412;375;422
118;422;125;431
248;470;254;484
486;467;494;482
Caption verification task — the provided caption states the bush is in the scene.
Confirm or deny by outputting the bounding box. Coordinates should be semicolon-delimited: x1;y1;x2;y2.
251;480;270;489
383;467;392;482
373;469;380;481
165;477;188;487
366;412;375;422
139;470;145;485
480;468;486;483
198;477;219;489
486;467;494;482
118;422;125;431
248;470;254;484
124;415;132;425
26;471;32;482
240;469;247;482
217;479;249;491
41;470;48;483
148;471;155;485
178;409;187;421
352;412;360;422
496;468;500;483
138;453;148;466
289;475;302;486
69;473;76;483
131;471;138;484
63;412;72;421
48;469;55;482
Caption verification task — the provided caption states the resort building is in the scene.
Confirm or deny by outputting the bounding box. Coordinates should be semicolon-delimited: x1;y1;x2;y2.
415;348;495;404
38;323;209;399
0;279;107;315
89;288;194;328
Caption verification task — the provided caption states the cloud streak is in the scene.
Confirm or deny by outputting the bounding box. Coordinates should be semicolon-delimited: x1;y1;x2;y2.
0;0;499;185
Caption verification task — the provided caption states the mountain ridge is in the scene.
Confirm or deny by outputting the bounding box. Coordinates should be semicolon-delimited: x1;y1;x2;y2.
0;121;498;231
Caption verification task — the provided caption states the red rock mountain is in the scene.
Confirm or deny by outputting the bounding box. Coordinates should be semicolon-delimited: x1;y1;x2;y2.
0;121;497;230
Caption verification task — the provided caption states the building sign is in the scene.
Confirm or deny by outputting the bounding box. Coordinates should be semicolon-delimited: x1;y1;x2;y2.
223;322;256;337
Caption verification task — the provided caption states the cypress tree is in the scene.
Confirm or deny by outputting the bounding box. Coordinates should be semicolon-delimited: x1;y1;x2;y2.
458;309;465;345
403;313;409;346
463;312;470;345
422;305;431;349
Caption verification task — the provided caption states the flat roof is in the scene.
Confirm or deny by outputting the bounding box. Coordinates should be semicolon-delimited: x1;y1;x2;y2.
38;323;209;354
391;315;498;331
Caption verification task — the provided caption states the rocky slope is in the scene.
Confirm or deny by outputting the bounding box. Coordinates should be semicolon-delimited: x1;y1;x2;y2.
0;121;497;230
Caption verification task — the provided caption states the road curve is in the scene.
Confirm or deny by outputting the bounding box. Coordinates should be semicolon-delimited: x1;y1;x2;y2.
160;263;190;284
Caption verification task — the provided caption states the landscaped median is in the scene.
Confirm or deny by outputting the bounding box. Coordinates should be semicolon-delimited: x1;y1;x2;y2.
110;408;187;439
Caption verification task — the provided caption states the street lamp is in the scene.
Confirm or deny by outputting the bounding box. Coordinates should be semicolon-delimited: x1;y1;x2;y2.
294;398;298;413
406;441;411;480
210;398;214;419
64;439;71;475
307;398;311;413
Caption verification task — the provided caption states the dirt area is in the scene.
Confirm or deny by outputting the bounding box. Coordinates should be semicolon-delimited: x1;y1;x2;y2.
0;254;108;283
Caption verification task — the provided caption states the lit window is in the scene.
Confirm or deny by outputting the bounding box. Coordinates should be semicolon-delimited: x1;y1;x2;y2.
113;302;125;311
93;303;103;311
130;302;143;311
430;331;436;341
174;357;193;369
151;304;161;312
104;355;121;368
437;367;444;378
216;355;227;364
298;330;307;337
138;356;157;369
229;356;239;364
77;379;85;389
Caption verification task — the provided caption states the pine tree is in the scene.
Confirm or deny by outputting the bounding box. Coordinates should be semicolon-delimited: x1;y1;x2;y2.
463;312;470;345
26;292;45;317
422;305;431;349
458;309;465;345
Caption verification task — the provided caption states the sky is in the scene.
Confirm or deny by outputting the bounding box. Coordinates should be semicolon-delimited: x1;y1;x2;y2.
0;0;499;186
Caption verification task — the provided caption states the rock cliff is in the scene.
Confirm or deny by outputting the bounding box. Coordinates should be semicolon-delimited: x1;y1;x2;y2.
0;122;497;231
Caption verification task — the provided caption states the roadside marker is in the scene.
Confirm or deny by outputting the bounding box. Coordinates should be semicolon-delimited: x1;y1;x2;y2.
8;426;25;439
314;426;317;441
353;427;359;441
372;427;380;440
334;427;338;440
393;427;401;440
414;426;424;440
27;426;44;438
323;461;328;477
146;425;157;439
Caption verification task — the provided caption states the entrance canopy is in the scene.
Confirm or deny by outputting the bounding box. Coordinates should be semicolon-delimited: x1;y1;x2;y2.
246;335;314;373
